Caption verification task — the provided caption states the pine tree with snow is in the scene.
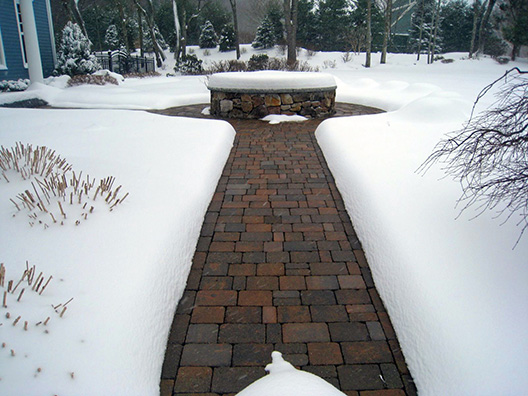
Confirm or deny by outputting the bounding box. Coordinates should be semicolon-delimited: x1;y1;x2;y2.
55;21;100;77
142;21;169;52
199;20;218;49
104;24;121;50
252;16;276;49
219;24;236;52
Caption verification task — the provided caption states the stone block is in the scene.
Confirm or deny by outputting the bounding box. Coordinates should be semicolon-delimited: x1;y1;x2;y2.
220;99;233;113
265;94;281;106
281;93;293;104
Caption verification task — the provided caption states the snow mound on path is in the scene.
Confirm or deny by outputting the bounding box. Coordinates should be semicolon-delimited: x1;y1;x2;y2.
261;114;308;124
237;352;346;396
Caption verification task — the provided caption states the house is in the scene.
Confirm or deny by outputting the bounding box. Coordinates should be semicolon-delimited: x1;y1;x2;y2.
0;0;56;82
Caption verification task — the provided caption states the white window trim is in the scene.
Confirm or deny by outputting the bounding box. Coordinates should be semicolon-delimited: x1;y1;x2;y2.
0;26;7;70
14;0;29;69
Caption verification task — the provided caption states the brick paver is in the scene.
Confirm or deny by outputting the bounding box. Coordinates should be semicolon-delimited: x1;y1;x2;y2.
159;104;416;395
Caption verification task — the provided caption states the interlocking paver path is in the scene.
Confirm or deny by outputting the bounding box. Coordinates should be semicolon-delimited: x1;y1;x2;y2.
158;104;416;396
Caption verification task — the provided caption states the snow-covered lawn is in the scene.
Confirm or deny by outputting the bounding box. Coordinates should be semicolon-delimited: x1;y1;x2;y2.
1;45;527;395
0;109;234;395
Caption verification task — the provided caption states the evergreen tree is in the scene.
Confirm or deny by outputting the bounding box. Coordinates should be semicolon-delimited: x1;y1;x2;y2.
219;23;236;52
199;20;218;48
440;0;473;53
296;0;318;49
317;0;352;51
104;24;121;50
266;2;284;44
408;0;437;54
55;21;100;76
252;16;277;49
500;0;528;60
349;0;384;52
142;21;169;52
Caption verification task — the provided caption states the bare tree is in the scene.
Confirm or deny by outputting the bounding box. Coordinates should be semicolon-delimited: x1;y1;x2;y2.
228;0;241;59
476;0;497;56
117;0;130;52
172;0;181;59
419;68;528;246
469;0;481;58
62;0;89;39
380;0;393;64
365;0;372;67
134;0;166;66
427;0;441;64
415;0;426;61
284;0;298;66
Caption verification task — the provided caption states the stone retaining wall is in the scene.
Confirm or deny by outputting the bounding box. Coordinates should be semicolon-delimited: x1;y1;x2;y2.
210;89;336;119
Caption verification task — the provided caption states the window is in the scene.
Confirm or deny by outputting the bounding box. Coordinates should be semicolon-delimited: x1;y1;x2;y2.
14;0;28;68
0;27;7;70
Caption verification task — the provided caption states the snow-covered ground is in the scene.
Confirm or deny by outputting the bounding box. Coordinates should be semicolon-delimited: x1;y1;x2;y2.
0;110;235;395
1;45;527;395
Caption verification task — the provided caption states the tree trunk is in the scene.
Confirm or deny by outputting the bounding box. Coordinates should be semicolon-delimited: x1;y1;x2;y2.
70;0;89;39
476;0;496;56
469;0;480;58
511;43;518;61
134;0;166;67
365;0;372;67
117;0;129;53
229;0;241;59
284;0;298;67
430;0;441;63
137;5;144;57
416;0;425;61
62;0;89;40
172;0;181;60
381;0;392;64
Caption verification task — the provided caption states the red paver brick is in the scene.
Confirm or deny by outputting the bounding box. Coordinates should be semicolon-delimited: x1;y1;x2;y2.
283;323;330;343
338;275;367;289
246;276;279;290
277;305;311;323
238;290;273;306
195;290;237;306
174;367;212;393
307;342;344;365
257;263;284;276
191;307;225;324
262;306;277;323
342;341;393;364
279;276;306;290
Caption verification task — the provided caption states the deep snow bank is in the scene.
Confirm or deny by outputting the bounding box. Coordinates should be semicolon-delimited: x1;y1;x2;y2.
316;76;528;395
0;109;235;395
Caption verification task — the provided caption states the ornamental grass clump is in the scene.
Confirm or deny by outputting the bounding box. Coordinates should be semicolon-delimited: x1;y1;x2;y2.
1;143;128;229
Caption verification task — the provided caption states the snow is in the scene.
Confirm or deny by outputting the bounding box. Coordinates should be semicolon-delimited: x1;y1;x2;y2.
1;44;527;395
315;55;528;395
260;114;308;124
237;352;345;396
207;71;336;91
0;109;235;395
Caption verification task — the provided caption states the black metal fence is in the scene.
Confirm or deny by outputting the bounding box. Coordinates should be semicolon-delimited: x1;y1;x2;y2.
94;50;155;75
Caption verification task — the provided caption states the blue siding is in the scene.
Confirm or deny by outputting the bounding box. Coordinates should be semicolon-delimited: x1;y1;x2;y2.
0;0;55;81
34;0;55;77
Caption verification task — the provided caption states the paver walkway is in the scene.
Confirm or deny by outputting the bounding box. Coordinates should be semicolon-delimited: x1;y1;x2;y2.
159;104;416;396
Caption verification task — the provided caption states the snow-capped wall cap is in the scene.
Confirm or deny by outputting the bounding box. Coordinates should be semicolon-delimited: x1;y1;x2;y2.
207;71;337;93
236;351;346;396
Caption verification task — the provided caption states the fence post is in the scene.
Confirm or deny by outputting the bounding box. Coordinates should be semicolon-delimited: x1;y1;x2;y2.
108;50;113;72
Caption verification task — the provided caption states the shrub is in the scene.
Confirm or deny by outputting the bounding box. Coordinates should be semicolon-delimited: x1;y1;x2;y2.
219;24;236;52
248;54;269;71
67;74;119;87
55;22;100;76
175;54;203;75
0;79;30;92
199;20;218;49
252;16;277;49
208;60;247;73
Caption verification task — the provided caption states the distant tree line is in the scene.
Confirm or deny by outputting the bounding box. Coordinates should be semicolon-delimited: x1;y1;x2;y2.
51;0;527;69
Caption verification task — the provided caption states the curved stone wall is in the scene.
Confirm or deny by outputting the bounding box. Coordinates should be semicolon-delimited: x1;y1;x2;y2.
209;89;336;119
